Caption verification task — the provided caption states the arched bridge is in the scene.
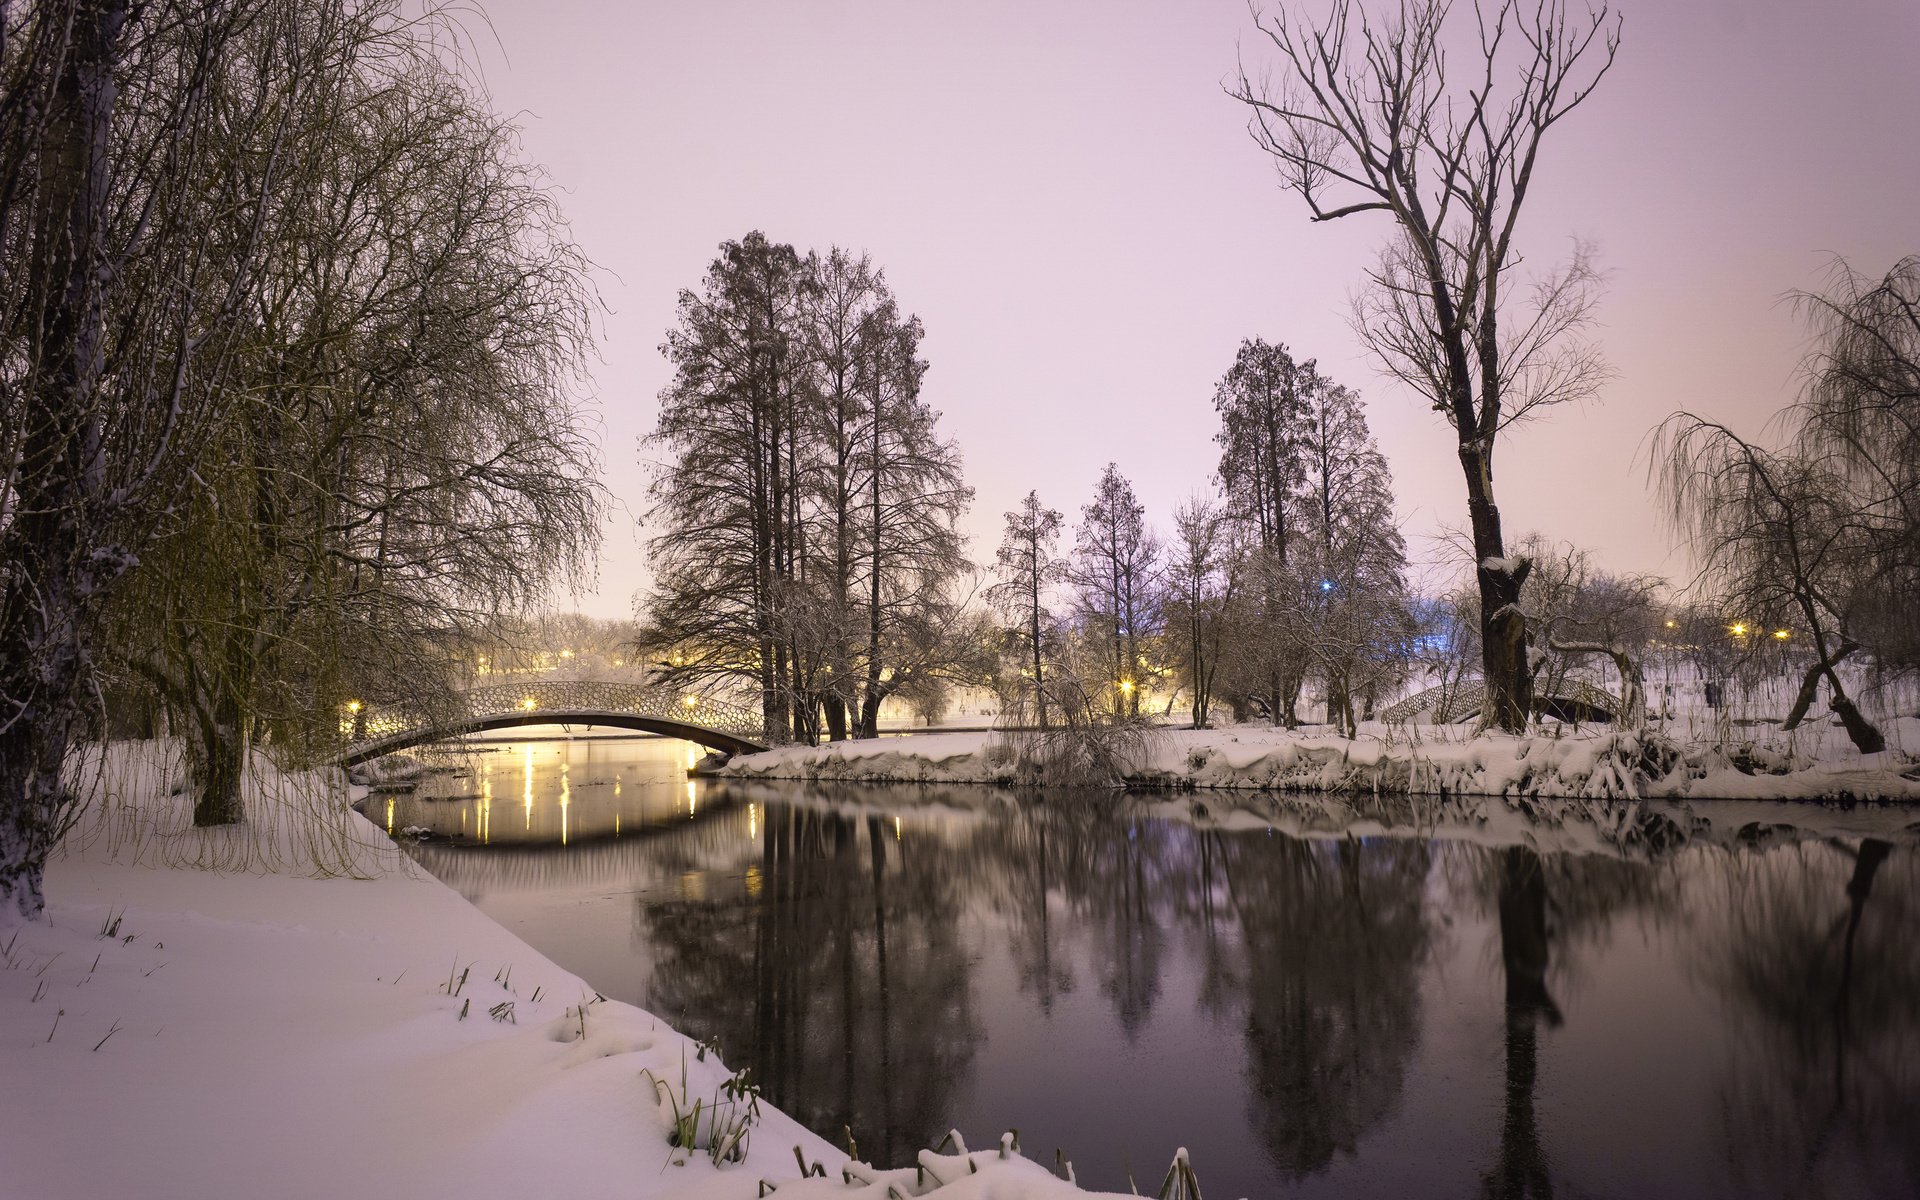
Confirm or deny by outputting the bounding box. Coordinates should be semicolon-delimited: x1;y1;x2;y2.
341;682;767;765
1381;679;1620;726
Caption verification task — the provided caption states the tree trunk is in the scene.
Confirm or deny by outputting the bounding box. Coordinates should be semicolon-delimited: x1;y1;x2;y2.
1465;438;1532;733
193;692;249;827
0;0;131;920
1782;640;1856;730
1827;686;1885;754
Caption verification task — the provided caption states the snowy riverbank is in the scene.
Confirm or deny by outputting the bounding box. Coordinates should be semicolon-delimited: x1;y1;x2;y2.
723;722;1920;802
0;745;1136;1200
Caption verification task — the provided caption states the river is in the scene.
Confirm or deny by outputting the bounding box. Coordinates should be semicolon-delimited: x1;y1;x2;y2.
384;732;1920;1199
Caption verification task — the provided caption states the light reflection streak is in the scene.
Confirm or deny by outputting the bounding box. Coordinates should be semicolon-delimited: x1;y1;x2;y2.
523;744;533;830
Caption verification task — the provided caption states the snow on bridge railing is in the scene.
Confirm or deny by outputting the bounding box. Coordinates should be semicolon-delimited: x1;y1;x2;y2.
1381;678;1620;725
340;681;764;757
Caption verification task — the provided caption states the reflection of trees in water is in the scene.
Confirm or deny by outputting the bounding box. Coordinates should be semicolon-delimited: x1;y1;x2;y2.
1485;846;1558;1200
1702;839;1920;1198
1218;834;1432;1179
639;804;979;1169
1449;841;1676;1200
959;796;1235;1030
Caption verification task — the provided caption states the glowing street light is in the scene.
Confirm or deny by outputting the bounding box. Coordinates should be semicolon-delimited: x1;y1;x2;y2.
1318;579;1335;593
1118;679;1135;695
1772;629;1791;640
520;697;537;711
1730;623;1748;637
682;694;700;709
345;699;362;715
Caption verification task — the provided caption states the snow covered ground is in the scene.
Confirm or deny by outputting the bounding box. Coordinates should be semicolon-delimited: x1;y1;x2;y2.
724;719;1920;802
0;745;1140;1200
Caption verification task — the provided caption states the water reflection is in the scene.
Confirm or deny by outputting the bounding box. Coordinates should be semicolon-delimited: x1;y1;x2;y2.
1703;839;1920;1197
396;742;1920;1199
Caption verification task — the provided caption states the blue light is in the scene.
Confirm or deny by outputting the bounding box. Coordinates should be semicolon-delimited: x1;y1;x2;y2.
1318;579;1335;593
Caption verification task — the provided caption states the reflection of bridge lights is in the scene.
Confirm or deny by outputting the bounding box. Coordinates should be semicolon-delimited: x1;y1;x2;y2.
686;781;697;816
748;803;756;839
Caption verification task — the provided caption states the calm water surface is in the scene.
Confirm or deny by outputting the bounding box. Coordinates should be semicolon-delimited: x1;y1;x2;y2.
387;734;1920;1199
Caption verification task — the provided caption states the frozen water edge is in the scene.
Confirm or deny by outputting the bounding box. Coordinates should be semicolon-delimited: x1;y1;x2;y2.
0;743;1145;1200
724;721;1920;804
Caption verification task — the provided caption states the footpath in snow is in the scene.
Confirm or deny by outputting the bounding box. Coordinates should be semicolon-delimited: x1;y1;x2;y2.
0;745;1143;1200
724;721;1920;802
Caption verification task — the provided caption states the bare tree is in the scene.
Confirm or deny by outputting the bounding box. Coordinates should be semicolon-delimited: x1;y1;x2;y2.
1232;0;1622;732
1071;464;1160;718
643;233;815;743
99;6;601;825
643;239;972;743
1529;552;1664;730
1163;496;1234;728
1;0;316;916
1791;256;1920;672
988;491;1066;731
1654;418;1884;752
1211;338;1315;724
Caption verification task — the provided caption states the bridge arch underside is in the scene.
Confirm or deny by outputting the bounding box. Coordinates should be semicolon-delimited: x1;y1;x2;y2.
342;710;766;767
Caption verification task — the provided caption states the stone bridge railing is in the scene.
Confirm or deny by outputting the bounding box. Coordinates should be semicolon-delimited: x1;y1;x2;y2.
342;681;766;763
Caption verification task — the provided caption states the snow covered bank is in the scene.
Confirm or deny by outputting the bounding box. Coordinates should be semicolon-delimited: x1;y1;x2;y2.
1;744;1142;1200
724;723;1920;803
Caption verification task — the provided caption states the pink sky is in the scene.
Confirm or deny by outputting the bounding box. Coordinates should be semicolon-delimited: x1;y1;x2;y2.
471;0;1920;617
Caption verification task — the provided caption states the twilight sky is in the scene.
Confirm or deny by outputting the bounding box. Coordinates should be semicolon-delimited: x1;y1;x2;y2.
470;0;1920;618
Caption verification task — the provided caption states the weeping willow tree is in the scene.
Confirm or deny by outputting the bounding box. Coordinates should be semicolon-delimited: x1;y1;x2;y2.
1792;257;1920;672
1;0;300;917
103;3;601;826
1655;256;1920;754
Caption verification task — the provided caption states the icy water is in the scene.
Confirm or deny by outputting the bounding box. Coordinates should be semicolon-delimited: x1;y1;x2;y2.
388;734;1920;1199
